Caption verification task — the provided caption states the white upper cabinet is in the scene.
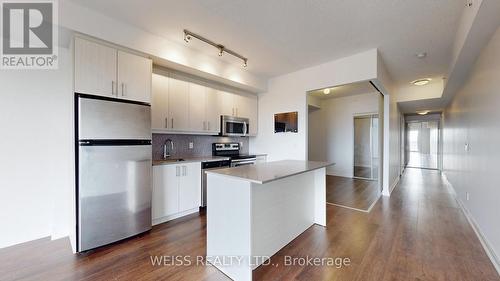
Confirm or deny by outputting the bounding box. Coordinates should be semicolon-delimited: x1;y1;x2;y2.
168;78;190;131
234;94;258;136
151;73;258;135
188;83;207;132
205;88;221;133
151;74;169;129
219;91;236;117
117;51;152;103
75;38;152;103
74;37;117;97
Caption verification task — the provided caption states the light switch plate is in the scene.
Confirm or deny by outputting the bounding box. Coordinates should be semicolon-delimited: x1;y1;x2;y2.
189;142;194;149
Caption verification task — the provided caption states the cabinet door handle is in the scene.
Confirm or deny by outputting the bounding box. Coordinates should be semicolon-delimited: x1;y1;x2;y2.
203;121;206;131
121;82;125;96
232;108;234;116
176;166;180;177
112;81;115;96
171;118;174;129
182;166;187;176
208;121;210;131
165;117;168;128
236;108;238;116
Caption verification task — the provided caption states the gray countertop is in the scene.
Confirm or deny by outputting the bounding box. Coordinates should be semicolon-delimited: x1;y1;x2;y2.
205;160;335;184
153;156;230;166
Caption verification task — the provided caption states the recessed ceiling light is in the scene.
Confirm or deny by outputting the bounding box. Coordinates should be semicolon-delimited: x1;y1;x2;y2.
417;110;430;115
416;52;427;59
323;88;331;95
412;78;432;86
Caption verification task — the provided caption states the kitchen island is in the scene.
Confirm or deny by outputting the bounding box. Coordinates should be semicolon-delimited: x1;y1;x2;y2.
205;160;334;281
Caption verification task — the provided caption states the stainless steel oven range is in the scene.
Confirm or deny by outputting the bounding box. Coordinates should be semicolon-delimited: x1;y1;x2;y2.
212;143;257;167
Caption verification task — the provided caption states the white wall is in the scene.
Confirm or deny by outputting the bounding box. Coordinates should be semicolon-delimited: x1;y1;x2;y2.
0;38;74;248
387;94;402;194
308;93;379;177
443;26;500;269
250;49;378;161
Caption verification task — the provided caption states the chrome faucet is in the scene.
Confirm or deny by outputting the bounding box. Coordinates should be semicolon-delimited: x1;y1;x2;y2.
163;139;174;159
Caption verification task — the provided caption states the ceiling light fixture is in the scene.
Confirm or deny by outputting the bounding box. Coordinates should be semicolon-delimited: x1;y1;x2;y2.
183;29;248;68
415;52;427;59
323;88;331;95
417;110;430;115
412;78;432;86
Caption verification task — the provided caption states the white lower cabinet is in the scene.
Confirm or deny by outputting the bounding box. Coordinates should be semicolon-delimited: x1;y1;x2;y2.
152;162;201;225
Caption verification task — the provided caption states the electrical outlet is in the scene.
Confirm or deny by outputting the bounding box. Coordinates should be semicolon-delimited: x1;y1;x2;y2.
189;142;194;149
466;192;470;201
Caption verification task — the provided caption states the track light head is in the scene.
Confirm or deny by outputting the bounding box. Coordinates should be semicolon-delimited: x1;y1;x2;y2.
218;46;224;57
243;59;248;67
184;34;191;43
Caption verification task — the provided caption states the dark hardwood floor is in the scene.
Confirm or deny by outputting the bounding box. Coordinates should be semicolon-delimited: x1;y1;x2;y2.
0;169;498;281
326;176;380;211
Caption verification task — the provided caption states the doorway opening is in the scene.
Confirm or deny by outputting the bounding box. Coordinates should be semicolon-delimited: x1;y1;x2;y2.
307;81;382;212
405;118;441;170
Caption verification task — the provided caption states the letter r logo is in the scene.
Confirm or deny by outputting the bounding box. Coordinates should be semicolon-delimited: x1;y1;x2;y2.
2;2;53;54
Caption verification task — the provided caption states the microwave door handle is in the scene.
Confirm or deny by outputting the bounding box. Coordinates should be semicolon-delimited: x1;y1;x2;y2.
244;121;248;136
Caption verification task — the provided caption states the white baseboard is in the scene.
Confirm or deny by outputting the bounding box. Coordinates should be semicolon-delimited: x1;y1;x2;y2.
442;174;500;276
152;208;199;226
383;175;400;197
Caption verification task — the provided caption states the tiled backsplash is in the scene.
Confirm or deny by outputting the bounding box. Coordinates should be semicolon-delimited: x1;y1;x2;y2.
152;134;249;160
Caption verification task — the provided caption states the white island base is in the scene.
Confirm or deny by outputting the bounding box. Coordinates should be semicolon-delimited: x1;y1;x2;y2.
206;160;330;281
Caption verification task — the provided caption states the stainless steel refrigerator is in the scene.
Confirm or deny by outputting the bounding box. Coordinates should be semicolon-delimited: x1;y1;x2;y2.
76;94;152;252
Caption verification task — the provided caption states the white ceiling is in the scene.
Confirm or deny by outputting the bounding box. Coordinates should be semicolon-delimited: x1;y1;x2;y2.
308;81;378;100
68;0;464;86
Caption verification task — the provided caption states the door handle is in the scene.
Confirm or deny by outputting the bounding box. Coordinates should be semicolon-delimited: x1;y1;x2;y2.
176;166;180;177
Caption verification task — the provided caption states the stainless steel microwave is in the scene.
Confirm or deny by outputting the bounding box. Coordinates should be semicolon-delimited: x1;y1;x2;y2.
220;115;249;137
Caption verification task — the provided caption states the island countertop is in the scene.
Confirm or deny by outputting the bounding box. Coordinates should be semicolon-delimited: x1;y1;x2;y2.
205;160;335;184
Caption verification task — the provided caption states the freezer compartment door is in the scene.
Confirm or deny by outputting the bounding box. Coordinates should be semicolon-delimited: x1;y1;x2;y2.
78;145;152;251
78;96;151;140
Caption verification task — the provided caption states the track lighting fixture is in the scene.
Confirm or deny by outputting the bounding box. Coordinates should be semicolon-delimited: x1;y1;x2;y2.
183;29;248;68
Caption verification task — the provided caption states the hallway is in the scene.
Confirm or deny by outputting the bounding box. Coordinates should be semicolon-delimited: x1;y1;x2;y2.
0;169;498;280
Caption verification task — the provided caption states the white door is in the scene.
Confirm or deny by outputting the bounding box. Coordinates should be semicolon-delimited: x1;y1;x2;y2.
168;78;190;131
151;74;169;130
152;165;179;220
188;83;207;132
179;163;201;211
205;88;221;133
234;95;258;135
74;38;117;97
117;51;152;103
218;91;235;117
